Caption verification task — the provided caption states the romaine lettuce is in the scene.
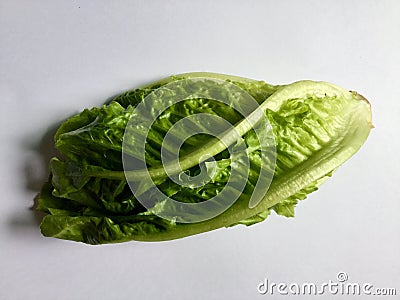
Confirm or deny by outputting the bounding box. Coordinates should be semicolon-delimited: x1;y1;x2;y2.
37;72;372;244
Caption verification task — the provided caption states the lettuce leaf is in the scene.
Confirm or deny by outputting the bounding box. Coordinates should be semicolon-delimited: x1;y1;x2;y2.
37;72;372;244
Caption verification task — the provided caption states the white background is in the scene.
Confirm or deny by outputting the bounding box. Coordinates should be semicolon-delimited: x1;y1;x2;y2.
1;1;399;299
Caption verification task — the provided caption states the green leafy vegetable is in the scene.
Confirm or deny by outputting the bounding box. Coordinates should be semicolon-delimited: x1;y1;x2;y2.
37;72;372;244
